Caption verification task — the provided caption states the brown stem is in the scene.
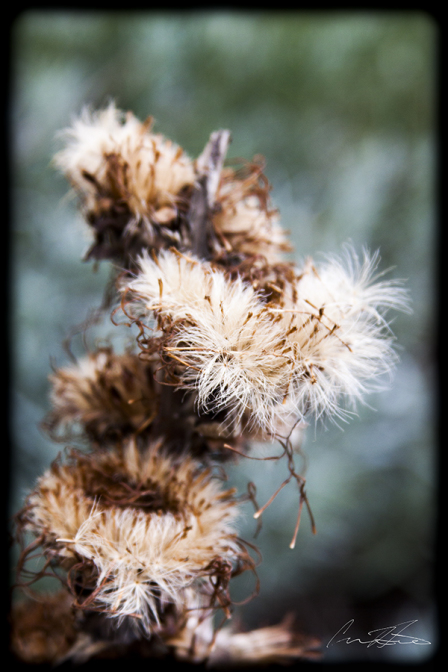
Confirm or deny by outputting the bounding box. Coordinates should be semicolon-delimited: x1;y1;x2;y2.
189;130;231;258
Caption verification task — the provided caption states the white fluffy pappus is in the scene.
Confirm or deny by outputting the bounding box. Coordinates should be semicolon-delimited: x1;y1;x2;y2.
54;102;195;228
121;249;295;434
22;440;246;634
279;246;411;422
121;246;410;433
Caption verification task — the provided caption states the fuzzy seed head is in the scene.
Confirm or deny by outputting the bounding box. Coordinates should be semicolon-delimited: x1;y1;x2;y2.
54;103;195;261
121;246;409;433
21;440;245;634
213;165;291;264
279;246;411;421
44;348;158;444
122;250;294;434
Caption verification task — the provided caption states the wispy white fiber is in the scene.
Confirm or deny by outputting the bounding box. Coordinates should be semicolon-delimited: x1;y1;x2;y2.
122;246;409;433
25;440;241;633
123;249;293;433
281;245;411;422
54;102;195;226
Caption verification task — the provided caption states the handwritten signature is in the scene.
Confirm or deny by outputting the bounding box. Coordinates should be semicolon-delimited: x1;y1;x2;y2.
327;619;431;649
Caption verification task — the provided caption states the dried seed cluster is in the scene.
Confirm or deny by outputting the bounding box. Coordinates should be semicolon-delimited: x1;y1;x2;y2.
44;347;159;444
122;246;408;434
212;161;292;264
54;104;195;263
13;104;409;665
19;441;247;634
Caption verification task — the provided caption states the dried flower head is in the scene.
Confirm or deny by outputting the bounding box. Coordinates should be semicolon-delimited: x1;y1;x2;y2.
121;249;296;434
120;246;409;433
278;246;411;422
54;103;195;262
18;440;251;635
44;347;159;444
43;346;254;455
212;162;292;265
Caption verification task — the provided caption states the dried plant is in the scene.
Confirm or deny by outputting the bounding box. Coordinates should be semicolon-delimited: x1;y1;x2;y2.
212;159;292;265
120;245;408;434
12;103;410;666
54;103;195;264
16;440;254;634
43;347;160;445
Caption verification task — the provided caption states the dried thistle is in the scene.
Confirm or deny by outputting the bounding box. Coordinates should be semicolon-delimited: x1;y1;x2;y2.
54;103;293;276
12;106;412;665
275;245;411;422
54;103;195;263
120;249;296;435
120;246;409;434
17;440;254;636
44;347;159;445
43;345;254;456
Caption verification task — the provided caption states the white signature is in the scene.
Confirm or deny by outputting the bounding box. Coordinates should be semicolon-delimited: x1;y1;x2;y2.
327;619;431;649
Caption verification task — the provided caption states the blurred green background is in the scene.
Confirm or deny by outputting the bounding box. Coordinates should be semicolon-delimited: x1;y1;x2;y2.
9;10;437;663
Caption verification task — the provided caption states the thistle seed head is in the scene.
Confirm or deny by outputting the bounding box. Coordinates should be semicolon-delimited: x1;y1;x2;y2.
18;440;250;635
278;245;411;422
44;347;159;445
54;103;195;263
120;246;410;433
121;249;295;434
212;162;292;265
